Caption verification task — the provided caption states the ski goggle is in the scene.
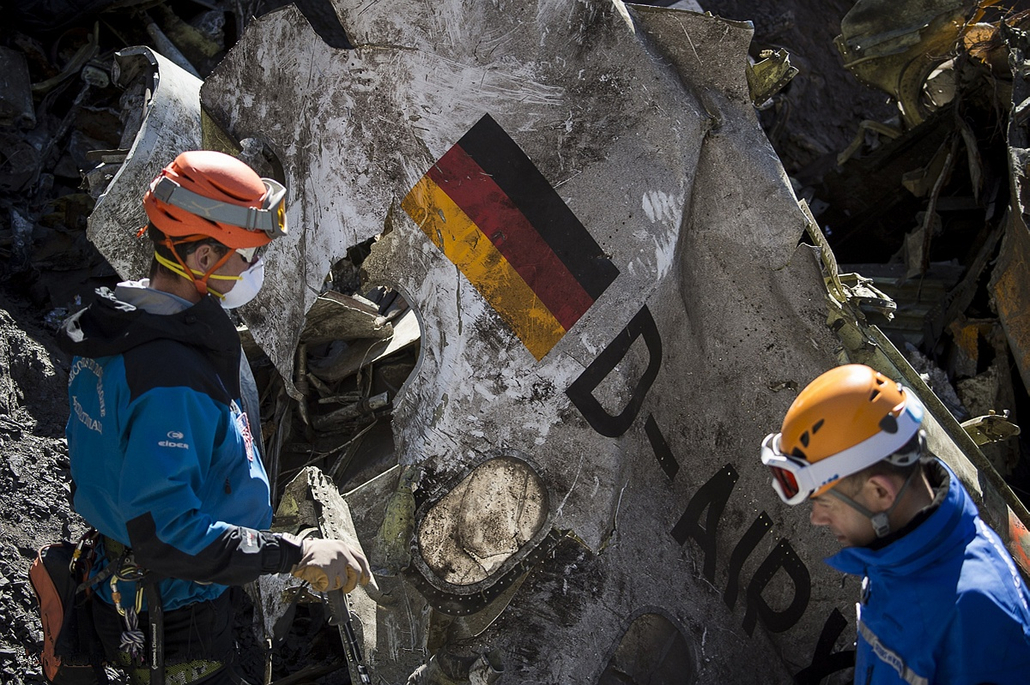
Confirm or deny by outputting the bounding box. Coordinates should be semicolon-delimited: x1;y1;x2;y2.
149;175;288;238
760;395;924;505
760;434;830;505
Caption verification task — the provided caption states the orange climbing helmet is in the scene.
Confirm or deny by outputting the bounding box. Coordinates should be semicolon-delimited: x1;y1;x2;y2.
142;150;287;249
760;364;925;505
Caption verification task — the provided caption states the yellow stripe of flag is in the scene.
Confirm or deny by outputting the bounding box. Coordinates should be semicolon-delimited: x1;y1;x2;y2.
402;176;566;360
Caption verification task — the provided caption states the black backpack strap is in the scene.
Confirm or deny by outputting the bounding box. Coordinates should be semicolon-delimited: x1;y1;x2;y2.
76;559;121;594
72;595;109;685
59;530;111;684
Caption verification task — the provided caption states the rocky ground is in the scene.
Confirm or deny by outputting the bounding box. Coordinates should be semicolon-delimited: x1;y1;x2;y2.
0;294;88;683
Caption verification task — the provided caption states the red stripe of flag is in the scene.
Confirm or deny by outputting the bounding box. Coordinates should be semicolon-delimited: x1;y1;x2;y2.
427;146;595;331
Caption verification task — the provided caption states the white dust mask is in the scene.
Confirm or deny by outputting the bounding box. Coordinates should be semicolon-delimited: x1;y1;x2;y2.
219;258;265;309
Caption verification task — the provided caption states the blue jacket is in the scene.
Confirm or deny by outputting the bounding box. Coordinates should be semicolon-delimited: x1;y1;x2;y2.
59;284;300;611
826;460;1030;685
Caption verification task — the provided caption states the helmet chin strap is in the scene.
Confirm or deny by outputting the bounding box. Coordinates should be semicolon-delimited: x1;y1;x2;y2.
828;466;919;538
158;237;238;297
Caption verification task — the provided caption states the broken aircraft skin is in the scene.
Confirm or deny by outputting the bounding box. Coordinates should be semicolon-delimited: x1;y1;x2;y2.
206;3;844;683
80;1;1030;684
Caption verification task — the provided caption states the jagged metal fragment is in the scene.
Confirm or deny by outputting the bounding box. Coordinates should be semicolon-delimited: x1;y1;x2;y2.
259;467;378;685
306;309;420;383
86;47;204;280
301;292;392;345
746;48;799;106
962;411;1022;447
835;0;977;128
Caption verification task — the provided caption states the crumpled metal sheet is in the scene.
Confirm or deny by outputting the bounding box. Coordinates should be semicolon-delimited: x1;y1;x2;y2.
835;0;977;128
86;46;203;280
199;2;850;681
301;291;392;345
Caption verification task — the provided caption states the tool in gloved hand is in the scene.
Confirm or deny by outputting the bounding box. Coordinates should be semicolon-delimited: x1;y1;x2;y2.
290;537;371;592
274;470;376;682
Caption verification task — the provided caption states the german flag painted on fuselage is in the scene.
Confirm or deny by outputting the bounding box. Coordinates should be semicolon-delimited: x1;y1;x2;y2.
402;114;619;360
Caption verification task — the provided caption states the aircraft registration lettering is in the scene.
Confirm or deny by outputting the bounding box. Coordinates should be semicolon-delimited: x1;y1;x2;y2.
566;301;855;679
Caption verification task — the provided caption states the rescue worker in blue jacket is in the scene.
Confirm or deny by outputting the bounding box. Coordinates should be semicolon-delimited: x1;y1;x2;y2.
59;150;371;684
760;363;1030;685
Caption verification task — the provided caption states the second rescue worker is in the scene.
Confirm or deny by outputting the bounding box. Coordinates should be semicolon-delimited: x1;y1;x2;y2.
760;364;1030;685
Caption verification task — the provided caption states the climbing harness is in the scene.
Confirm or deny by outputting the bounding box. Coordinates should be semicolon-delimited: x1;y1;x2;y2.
102;538;165;685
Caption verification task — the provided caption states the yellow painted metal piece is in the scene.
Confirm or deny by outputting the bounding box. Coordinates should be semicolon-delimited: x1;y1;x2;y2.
961;412;1021;447
949;320;980;362
373;466;417;576
834;0;977;128
402;176;566;360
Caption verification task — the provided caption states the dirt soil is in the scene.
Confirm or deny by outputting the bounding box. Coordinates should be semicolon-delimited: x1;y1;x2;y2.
0;1;927;683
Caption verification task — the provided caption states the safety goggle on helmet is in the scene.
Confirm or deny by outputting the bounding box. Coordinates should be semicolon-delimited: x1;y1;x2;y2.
760;364;926;506
148;174;287;238
143;150;287;250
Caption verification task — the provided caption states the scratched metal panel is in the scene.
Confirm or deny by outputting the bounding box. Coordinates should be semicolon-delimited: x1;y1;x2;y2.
87;47;203;280
198;1;854;682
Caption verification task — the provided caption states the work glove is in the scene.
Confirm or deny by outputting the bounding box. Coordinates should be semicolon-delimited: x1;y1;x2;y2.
291;538;372;593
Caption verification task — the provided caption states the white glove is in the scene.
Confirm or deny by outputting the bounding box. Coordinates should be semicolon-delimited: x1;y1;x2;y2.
291;538;371;593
